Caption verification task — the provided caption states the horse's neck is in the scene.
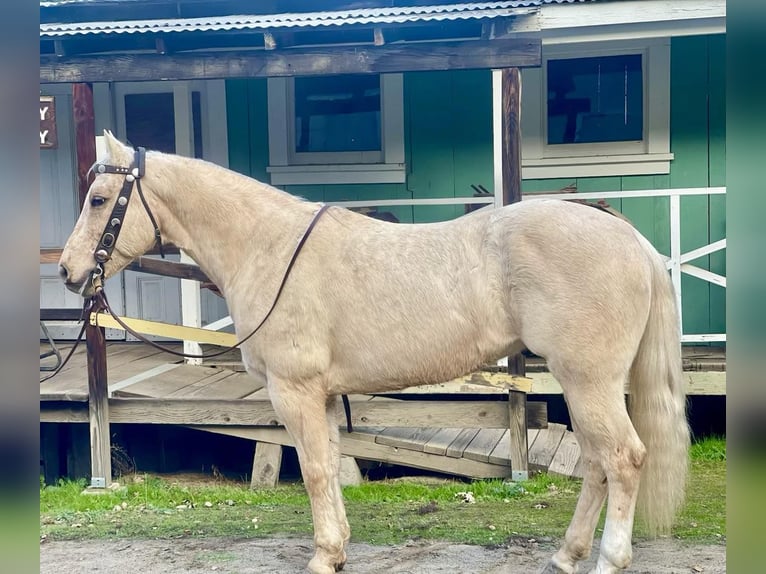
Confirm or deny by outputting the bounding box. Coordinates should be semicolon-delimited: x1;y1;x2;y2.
148;155;316;300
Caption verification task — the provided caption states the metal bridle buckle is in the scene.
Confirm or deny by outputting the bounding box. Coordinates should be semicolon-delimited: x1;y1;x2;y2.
94;249;110;263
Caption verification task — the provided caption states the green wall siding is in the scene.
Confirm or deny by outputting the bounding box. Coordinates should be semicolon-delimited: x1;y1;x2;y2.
521;35;726;338
225;35;725;338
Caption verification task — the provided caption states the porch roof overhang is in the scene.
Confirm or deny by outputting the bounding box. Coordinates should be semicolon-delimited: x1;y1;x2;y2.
39;0;725;84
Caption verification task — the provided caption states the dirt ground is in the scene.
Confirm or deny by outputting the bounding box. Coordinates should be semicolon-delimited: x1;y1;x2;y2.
40;536;725;573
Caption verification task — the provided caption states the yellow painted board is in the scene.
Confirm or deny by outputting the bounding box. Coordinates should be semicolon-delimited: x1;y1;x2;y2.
90;312;237;347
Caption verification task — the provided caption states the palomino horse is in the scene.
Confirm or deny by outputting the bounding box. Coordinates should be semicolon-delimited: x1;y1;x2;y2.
59;132;689;574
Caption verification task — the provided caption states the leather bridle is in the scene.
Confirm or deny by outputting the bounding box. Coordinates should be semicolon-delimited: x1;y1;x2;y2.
90;147;164;290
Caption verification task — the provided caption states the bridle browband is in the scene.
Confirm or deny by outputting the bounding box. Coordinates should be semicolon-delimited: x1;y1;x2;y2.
91;147;164;286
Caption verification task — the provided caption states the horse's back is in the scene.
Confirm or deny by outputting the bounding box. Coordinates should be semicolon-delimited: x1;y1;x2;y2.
492;199;656;364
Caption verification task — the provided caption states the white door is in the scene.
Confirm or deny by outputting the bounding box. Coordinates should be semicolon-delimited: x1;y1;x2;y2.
40;84;125;340
113;80;230;339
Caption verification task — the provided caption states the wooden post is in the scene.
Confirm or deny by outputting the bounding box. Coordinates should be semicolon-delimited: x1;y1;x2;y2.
501;67;526;377
251;442;283;488
73;83;96;211
508;390;529;481
85;298;112;489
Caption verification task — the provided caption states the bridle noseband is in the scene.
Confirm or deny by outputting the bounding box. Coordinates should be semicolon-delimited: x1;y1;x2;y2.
91;146;164;289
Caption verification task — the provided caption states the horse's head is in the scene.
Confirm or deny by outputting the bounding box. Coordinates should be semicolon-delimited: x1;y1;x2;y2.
59;131;162;297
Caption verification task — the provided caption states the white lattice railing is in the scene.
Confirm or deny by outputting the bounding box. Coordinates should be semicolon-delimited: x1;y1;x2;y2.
185;187;725;351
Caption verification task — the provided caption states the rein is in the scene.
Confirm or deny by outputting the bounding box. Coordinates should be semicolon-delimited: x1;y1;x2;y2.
92;203;330;360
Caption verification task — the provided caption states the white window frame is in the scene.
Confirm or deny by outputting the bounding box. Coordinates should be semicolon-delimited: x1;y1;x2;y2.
110;80;229;168
520;38;672;179
267;73;405;185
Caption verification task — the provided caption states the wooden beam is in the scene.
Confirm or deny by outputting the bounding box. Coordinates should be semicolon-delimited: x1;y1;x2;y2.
481;22;493;40
72;83;96;210
90;312;236;347
263;31;277;50
40;397;548;429
373;27;385;46
155;37;168;55
85;298;112;488
499;67;526;377
251;442;282;488
501;68;522;206
40;38;542;83
54;40;66;57
124;256;210;282
206;426;512;479
507;390;529;480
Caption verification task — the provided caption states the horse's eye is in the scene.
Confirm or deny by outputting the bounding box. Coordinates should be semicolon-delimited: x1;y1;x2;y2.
90;196;106;207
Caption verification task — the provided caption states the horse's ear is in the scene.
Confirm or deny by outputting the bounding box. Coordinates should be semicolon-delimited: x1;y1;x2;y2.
103;130;132;163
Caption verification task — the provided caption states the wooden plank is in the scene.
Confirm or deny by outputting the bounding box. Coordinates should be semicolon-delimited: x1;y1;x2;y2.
85;300;112;487
446;429;480;458
344;399;547;429
251;442;283;488
206;426;510;480
488;429;540;466
463;428;506;463
41;39;542;83
375;427;441;452
528;423;567;471
91;312;237;347
112;365;227;398
423;428;463;456
501;67;526;378
527;371;726;396
99;353;185;390
507;389;529;478
108;363;183;396
548;431;583;479
72;83;95;210
379;372;532;395
168;370;259;400
124;257;210;284
341;432;510;479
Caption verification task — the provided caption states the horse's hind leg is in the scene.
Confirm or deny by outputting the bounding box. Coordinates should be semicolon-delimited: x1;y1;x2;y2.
542;443;608;573
542;366;646;574
267;378;347;574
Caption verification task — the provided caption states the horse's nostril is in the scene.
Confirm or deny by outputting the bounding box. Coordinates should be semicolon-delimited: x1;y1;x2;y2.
58;264;69;282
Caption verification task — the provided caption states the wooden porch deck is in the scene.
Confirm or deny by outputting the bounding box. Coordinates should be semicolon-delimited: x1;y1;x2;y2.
40;342;725;483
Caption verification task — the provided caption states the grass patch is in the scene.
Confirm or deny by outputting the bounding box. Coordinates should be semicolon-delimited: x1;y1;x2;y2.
690;435;726;461
41;439;725;546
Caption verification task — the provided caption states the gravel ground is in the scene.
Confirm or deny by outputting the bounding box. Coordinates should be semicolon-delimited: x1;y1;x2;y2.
40;536;726;573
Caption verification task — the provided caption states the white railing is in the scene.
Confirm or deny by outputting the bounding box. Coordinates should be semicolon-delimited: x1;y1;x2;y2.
184;187;725;352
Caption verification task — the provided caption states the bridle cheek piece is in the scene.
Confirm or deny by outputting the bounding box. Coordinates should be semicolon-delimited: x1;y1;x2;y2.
91;146;165;290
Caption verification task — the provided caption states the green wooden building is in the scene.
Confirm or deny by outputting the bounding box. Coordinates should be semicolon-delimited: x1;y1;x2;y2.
40;0;726;344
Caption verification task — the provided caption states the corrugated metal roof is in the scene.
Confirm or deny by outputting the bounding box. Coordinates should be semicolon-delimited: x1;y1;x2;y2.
41;1;546;37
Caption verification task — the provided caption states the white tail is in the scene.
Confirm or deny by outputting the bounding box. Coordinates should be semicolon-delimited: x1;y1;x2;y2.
629;238;691;535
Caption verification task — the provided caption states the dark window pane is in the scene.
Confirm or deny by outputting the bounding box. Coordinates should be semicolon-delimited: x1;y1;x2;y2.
294;74;381;153
547;54;643;145
192;91;203;159
124;93;175;153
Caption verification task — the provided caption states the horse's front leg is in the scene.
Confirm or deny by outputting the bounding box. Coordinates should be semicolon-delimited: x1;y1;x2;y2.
267;377;347;574
326;396;351;549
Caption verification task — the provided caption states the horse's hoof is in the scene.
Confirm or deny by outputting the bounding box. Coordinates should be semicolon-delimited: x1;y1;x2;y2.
307;553;346;574
540;560;574;574
306;561;334;574
335;551;347;571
